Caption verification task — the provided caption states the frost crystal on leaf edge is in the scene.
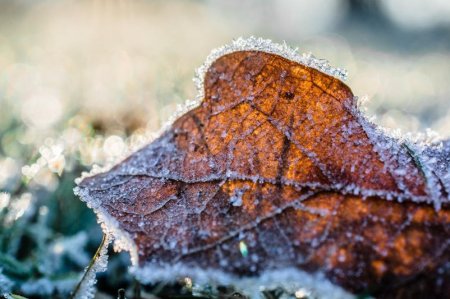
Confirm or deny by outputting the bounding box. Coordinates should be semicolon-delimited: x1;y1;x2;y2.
74;37;448;299
74;36;350;183
193;36;348;101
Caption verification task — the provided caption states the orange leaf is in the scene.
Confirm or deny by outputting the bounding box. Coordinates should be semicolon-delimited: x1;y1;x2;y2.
76;38;449;298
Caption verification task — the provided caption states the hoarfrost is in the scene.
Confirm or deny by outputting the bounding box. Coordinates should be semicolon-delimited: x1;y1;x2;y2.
194;36;348;102
132;265;354;299
75;37;449;297
0;268;13;295
74;186;138;264
353;104;450;210
230;186;249;207
75;37;349;183
71;234;111;299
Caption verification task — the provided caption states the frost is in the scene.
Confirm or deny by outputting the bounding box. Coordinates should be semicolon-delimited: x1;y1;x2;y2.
230;187;249;207
4;192;35;226
20;277;77;297
194;36;348;103
71;234;111;299
74;37;449;298
74;186;138;264
75;37;349;184
132;264;354;299
0;268;14;295
353;104;450;210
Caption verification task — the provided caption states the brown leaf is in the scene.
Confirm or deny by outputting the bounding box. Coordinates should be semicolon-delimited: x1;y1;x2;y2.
76;46;450;298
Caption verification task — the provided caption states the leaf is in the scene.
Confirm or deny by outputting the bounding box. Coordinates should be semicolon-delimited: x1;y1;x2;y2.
75;39;449;298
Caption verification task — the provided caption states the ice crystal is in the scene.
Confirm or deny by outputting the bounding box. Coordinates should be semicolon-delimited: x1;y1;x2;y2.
353;105;450;210
194;37;348;104
132;265;354;299
75;37;449;298
71;234;111;299
76;37;350;184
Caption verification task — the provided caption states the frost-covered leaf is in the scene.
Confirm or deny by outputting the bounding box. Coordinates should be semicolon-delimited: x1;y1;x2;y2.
75;38;449;298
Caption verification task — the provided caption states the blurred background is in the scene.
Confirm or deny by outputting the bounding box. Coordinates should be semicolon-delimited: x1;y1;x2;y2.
0;0;449;298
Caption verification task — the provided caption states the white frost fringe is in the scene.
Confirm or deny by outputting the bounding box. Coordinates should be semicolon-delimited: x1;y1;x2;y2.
72;234;111;299
74;37;448;299
132;264;355;299
75;36;349;184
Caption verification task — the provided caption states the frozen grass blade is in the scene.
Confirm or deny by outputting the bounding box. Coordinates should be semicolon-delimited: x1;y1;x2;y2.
70;234;109;299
